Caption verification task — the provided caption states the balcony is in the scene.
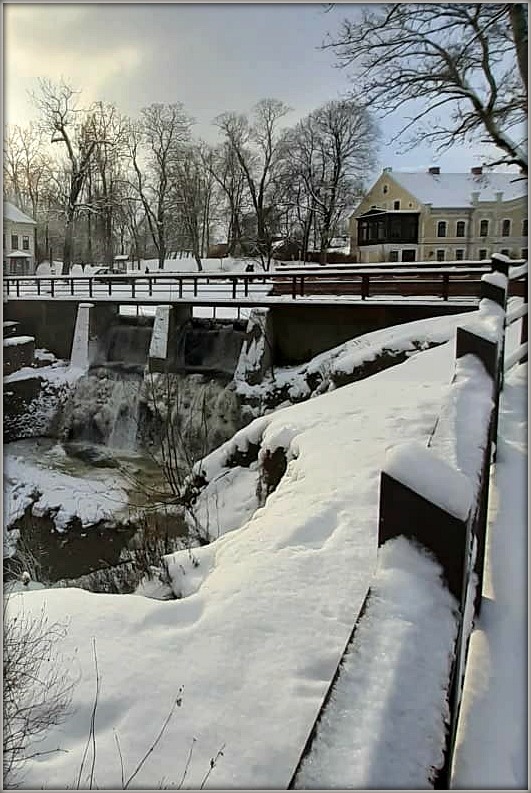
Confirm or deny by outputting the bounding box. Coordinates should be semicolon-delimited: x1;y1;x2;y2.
357;209;420;246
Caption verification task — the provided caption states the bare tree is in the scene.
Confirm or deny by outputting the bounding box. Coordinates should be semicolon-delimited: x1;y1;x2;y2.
130;103;193;269
33;79;112;273
325;4;528;173
215;99;291;270
4;124;57;261
170;144;215;270
282;99;377;263
204;141;246;256
3;597;72;787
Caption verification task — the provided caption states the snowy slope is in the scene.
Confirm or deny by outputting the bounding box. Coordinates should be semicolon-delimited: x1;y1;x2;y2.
8;341;456;789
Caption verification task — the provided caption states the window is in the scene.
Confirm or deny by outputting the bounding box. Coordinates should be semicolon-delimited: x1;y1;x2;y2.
456;220;466;238
479;219;489;237
383;184;389;194
455;249;465;261
437;221;447;238
401;249;416;262
502;219;511;237
500;248;510;257
436;249;445;262
11;234;18;250
393;200;401;210
2;233;5;250
523;219;528;236
389;250;399;262
522;249;528;260
479;248;488;260
22;235;29;251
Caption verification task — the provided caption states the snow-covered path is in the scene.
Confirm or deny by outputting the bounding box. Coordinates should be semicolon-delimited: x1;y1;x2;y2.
451;361;528;789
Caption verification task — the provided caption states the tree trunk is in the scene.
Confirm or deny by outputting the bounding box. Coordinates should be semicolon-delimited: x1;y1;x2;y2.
62;215;74;275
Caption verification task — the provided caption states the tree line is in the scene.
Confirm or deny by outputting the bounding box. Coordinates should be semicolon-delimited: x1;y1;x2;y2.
4;84;377;274
4;3;527;275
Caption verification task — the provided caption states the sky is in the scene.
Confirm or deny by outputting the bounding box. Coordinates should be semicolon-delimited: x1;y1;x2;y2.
4;2;504;179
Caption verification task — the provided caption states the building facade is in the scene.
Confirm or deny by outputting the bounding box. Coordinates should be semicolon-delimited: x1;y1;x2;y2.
350;167;528;264
3;202;37;275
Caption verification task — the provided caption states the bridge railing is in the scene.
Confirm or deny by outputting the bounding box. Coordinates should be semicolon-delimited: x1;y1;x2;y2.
6;260;524;303
288;255;527;787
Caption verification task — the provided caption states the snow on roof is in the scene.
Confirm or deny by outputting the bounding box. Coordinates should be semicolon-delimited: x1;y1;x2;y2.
6;249;32;257
3;201;36;224
389;172;527;208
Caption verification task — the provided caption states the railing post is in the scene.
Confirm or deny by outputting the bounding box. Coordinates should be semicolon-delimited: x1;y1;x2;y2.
50;279;54;298
361;274;369;299
88;278;93;298
442;272;450;301
16;280;20;298
149;277;153;297
521;271;528;354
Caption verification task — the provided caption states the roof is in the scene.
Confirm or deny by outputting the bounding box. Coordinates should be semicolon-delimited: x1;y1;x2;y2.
6;250;32;258
114;254;129;260
3;201;36;225
389;172;527;209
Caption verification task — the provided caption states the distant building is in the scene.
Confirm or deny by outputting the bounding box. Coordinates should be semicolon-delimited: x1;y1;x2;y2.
349;167;528;263
3;202;37;275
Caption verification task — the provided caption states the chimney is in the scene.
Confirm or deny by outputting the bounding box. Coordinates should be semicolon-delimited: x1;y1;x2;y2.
428;166;440;175
471;166;483;175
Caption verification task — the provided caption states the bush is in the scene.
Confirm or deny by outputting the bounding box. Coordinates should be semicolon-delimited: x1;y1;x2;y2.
3;596;72;787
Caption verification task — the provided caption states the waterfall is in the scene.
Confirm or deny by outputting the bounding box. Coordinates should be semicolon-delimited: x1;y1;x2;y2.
62;368;144;451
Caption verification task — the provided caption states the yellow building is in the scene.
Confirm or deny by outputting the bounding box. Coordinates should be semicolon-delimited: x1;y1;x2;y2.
350;167;528;264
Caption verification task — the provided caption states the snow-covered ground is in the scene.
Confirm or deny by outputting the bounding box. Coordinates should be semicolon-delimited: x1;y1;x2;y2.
4;279;526;788
6;332;465;789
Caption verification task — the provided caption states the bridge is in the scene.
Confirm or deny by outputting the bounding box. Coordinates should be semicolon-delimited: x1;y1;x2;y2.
3;262;502;306
3;259;526;366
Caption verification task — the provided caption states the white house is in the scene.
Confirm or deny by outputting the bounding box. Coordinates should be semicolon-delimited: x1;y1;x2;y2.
3;202;37;275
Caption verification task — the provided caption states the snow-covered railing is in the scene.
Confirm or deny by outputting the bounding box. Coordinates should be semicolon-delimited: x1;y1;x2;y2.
375;255;514;786
505;260;528;372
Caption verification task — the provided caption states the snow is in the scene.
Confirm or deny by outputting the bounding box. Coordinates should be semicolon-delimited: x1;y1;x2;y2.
451;363;527;789
383;441;473;521
7;341;457;789
3;334;34;347
4;291;526;789
3;200;36;224
481;270;508;289
295;537;458;789
388;171;526;208
3;448;128;531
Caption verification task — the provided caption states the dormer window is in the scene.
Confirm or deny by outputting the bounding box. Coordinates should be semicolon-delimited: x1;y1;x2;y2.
437;221;447;238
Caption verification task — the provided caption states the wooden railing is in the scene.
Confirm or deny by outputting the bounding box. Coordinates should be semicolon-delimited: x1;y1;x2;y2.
288;255;527;788
5;261;523;304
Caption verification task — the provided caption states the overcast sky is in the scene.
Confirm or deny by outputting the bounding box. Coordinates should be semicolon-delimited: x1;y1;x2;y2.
5;2;501;178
